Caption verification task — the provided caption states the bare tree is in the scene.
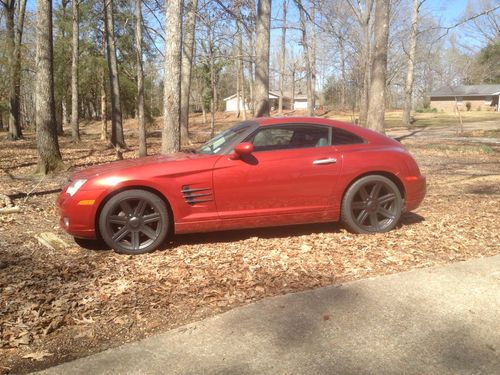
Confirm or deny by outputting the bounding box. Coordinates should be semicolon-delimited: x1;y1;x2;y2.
104;0;126;157
100;40;108;141
180;0;198;145
366;0;390;133
71;0;80;142
237;16;247;120
347;0;374;125
310;0;316;111
297;0;313;116
209;31;217;136
278;0;287;115
2;0;27;140
254;0;272;117
56;0;70;136
402;0;424;127
35;0;63;173
135;0;147;156
162;0;182;153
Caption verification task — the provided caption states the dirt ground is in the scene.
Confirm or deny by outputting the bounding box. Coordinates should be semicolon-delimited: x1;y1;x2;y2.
1;112;499;374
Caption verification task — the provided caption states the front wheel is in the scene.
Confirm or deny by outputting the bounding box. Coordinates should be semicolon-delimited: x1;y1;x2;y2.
341;175;403;234
98;189;170;254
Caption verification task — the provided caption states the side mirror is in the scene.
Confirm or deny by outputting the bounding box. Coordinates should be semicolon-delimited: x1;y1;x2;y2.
230;142;254;160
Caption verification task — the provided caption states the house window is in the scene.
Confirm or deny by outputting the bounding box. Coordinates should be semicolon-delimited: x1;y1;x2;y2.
484;96;492;104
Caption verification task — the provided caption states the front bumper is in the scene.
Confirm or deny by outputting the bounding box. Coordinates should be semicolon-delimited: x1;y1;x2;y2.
56;190;105;239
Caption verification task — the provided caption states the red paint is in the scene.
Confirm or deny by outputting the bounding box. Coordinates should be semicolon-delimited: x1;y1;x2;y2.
57;117;426;238
230;142;254;160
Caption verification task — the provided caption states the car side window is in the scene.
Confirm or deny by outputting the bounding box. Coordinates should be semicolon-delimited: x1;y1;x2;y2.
247;125;330;152
331;128;365;145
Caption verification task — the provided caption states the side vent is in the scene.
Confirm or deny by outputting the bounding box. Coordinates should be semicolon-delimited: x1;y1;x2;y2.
181;185;213;205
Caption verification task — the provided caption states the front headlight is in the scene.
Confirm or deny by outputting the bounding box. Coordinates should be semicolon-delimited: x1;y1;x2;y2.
66;179;87;196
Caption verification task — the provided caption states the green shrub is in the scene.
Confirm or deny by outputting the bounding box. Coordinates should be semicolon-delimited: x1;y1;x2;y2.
416;107;437;113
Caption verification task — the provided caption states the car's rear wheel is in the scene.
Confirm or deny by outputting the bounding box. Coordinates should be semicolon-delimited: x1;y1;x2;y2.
341;175;402;234
99;189;170;254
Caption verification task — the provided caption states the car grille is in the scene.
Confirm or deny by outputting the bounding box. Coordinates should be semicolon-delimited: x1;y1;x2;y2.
181;185;213;205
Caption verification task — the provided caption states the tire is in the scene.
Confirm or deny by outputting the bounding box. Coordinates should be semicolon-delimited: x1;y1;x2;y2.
98;189;170;254
341;175;402;234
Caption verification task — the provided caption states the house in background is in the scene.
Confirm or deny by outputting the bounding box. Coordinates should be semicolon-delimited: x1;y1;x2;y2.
223;94;250;112
430;84;500;112
224;91;289;112
224;91;307;112
293;94;309;110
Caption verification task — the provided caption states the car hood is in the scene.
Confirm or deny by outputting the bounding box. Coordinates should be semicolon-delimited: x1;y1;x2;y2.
72;152;208;180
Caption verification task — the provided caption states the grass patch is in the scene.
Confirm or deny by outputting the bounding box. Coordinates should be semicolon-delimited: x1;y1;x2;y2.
423;143;495;154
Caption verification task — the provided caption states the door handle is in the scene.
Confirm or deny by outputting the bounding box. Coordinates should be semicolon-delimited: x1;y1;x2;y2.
313;158;337;165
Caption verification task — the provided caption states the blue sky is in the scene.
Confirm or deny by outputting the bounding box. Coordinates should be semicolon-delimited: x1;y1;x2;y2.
24;0;471;26
425;0;468;24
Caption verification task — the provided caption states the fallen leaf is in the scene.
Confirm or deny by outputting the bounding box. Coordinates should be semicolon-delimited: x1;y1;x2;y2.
22;351;54;361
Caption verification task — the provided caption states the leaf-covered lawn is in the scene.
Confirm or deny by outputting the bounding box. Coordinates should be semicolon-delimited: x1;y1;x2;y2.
1;117;499;374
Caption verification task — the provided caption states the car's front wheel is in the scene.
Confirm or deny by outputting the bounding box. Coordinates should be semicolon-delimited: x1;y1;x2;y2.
341;175;403;234
98;189;170;254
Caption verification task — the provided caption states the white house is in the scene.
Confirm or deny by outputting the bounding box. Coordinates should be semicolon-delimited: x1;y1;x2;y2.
223;94;250;112
293;94;309;110
224;91;291;112
224;91;320;112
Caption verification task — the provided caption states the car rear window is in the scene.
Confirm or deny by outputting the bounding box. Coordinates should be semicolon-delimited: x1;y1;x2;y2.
331;128;365;145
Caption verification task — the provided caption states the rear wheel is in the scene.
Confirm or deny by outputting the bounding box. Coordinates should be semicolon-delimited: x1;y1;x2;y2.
99;189;170;254
341;175;402;234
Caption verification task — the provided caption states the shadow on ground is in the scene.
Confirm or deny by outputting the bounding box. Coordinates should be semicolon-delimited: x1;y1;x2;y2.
74;212;425;252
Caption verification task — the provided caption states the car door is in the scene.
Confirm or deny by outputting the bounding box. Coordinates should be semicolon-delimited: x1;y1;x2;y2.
212;124;341;227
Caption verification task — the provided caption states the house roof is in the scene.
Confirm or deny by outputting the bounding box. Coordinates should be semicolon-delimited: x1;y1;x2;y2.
430;85;500;97
223;91;319;101
293;93;320;101
223;91;284;101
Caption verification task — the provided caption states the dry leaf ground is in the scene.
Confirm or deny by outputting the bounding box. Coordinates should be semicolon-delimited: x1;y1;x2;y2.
0;113;499;374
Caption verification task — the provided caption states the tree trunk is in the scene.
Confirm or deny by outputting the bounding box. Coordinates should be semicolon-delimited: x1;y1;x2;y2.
310;0;316;113
35;0;63;174
366;0;390;134
351;0;374;125
236;46;241;118
209;38;216;137
402;0;420;128
57;0;68;136
238;17;247;120
201;99;207;123
359;22;371;125
248;57;254;116
339;37;346;109
104;0;125;157
162;0;182;154
278;0;287;115
100;74;108;141
135;0;147;157
5;0;25;140
291;66;296;110
60;95;67;134
298;1;313;116
71;0;80;142
100;41;108;141
254;0;272;117
180;0;198;145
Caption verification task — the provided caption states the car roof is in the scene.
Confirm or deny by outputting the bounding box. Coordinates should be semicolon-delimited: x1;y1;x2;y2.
253;116;393;145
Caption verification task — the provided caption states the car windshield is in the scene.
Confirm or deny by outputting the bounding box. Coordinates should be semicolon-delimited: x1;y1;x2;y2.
196;121;256;155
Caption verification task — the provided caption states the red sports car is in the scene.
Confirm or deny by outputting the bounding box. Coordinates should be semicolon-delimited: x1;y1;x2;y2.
57;117;426;254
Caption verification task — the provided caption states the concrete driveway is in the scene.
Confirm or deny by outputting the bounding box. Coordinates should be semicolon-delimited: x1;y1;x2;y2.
39;255;500;375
